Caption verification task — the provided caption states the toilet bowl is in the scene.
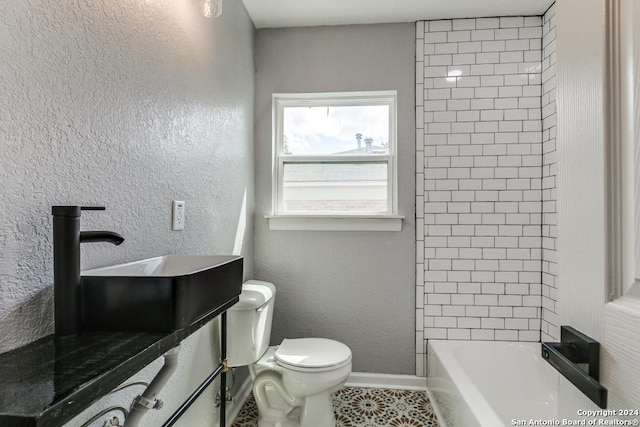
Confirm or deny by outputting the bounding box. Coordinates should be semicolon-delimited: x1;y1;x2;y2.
226;280;352;427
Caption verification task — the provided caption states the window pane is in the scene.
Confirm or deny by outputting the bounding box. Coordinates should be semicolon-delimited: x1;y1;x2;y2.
282;162;388;213
282;105;389;155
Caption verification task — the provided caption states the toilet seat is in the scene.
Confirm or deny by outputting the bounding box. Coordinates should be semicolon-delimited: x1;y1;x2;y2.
275;338;352;372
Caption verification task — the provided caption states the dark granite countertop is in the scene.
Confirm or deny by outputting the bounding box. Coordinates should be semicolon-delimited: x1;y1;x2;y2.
0;297;238;427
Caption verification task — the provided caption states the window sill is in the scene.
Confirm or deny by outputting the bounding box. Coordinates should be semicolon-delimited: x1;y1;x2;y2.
265;214;404;231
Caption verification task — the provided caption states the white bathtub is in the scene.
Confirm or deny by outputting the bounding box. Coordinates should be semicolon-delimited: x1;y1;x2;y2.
427;340;559;427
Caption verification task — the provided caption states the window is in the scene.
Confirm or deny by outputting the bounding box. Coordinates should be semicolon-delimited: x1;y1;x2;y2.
267;91;402;231
608;0;640;300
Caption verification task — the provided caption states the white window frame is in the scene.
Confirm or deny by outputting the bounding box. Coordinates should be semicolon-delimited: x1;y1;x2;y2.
266;91;403;231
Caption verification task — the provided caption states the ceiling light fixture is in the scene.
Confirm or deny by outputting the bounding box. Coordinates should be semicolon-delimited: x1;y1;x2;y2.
203;0;222;18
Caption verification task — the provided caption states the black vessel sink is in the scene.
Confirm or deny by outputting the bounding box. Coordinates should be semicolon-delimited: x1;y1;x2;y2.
81;255;242;332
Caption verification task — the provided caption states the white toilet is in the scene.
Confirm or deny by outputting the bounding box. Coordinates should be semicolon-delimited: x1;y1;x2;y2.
226;280;352;427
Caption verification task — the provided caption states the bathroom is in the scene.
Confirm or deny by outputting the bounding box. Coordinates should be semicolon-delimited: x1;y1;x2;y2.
0;0;639;425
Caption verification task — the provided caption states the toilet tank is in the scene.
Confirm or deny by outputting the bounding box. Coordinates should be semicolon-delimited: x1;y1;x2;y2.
226;280;276;367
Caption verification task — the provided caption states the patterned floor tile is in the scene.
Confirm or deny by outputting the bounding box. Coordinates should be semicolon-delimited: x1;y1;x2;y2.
231;386;439;427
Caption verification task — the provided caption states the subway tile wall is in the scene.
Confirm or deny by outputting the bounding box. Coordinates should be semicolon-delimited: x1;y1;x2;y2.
541;4;559;342
416;16;549;374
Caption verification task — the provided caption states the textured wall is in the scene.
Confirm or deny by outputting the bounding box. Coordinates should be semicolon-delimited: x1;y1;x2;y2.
0;0;255;424
253;24;416;375
604;0;640;412
555;0;606;349
555;0;606;415
605;298;640;409
415;16;543;369
555;0;640;412
541;3;559;342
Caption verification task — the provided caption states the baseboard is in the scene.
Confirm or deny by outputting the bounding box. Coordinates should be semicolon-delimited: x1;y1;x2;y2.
223;376;252;427
345;372;427;390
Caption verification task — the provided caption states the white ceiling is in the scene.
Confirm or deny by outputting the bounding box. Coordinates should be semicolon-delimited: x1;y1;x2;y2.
241;0;554;29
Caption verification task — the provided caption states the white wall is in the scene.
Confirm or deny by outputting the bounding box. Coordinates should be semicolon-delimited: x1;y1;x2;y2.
555;0;640;413
0;0;255;424
253;23;416;375
602;0;640;409
556;0;606;346
555;2;605;412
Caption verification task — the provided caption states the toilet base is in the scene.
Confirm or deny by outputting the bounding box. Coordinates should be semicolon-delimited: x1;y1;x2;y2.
299;393;336;427
257;417;300;427
255;393;336;427
249;346;349;427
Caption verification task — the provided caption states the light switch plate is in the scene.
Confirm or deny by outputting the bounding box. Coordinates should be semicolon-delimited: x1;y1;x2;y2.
172;201;185;230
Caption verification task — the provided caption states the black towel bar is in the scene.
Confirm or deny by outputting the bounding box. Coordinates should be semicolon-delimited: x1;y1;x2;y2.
542;326;607;409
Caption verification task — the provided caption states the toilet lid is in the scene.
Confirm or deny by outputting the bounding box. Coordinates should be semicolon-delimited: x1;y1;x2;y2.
275;338;352;370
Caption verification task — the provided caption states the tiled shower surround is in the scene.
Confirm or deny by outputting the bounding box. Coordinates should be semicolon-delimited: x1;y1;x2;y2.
415;12;558;374
540;4;559;342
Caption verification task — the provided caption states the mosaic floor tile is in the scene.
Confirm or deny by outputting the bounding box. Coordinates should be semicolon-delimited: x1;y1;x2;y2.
231;386;439;427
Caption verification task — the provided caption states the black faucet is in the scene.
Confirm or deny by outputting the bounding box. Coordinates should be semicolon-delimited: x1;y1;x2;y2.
52;206;124;339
